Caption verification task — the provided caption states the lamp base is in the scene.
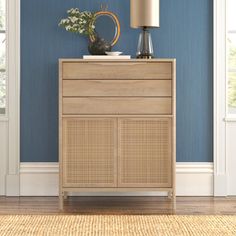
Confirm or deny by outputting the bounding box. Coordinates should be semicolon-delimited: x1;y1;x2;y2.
137;54;153;59
136;27;154;59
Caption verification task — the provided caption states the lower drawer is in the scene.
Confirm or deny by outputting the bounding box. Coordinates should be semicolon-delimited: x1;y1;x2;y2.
62;97;172;115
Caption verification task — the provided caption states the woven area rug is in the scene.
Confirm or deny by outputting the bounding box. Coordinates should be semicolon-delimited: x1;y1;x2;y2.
0;215;236;236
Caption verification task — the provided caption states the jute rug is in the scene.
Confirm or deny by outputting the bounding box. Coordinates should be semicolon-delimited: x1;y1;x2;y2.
0;215;236;236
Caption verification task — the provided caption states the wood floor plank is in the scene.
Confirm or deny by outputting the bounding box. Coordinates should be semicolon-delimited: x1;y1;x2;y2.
0;197;236;215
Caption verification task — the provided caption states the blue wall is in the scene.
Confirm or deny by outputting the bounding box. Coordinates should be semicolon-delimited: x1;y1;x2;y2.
20;0;213;162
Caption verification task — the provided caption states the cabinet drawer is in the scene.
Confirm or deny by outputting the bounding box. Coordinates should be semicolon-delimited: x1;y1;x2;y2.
63;80;172;97
62;62;172;80
63;97;172;115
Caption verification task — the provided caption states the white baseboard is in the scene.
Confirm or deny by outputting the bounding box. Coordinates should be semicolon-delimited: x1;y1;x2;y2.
6;174;20;196
19;162;213;196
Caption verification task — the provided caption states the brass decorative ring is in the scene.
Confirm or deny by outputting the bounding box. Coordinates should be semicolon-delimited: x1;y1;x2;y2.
90;11;120;46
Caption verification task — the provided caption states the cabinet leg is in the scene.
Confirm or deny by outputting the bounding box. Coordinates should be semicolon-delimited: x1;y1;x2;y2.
168;191;172;199
63;191;68;200
172;192;176;211
59;191;64;211
168;190;176;211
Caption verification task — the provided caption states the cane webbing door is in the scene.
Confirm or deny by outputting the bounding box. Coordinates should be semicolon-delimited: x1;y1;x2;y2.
62;118;117;187
118;118;172;187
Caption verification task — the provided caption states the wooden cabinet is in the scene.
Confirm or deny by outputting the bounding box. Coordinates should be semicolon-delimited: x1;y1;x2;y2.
59;59;176;210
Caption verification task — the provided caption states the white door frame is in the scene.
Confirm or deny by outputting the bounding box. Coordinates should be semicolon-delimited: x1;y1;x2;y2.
213;0;236;196
4;0;20;196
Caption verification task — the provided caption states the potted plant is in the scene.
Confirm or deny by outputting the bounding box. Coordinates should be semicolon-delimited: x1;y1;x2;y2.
59;8;111;55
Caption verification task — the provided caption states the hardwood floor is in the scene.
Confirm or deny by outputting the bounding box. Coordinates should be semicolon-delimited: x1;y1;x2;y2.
0;197;236;215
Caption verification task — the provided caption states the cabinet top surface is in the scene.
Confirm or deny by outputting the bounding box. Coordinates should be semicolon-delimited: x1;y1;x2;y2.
59;58;176;63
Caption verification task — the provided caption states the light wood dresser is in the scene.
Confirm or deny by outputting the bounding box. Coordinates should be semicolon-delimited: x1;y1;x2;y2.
59;59;176;210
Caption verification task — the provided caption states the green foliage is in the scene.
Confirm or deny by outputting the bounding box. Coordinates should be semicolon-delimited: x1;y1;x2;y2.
0;70;5;109
0;0;4;30
58;8;96;36
228;39;236;110
0;0;5;111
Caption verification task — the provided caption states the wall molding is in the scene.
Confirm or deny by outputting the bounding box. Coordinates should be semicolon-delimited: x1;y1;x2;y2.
213;0;227;196
4;0;21;196
0;122;8;195
20;162;213;196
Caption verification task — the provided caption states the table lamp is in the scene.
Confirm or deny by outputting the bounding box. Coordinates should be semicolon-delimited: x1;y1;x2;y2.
130;0;160;59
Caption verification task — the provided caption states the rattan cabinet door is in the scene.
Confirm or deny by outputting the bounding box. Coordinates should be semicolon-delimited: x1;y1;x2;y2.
62;118;117;187
118;118;172;188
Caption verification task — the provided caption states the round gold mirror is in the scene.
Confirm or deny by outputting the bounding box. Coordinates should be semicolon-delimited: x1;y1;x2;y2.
90;11;120;46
